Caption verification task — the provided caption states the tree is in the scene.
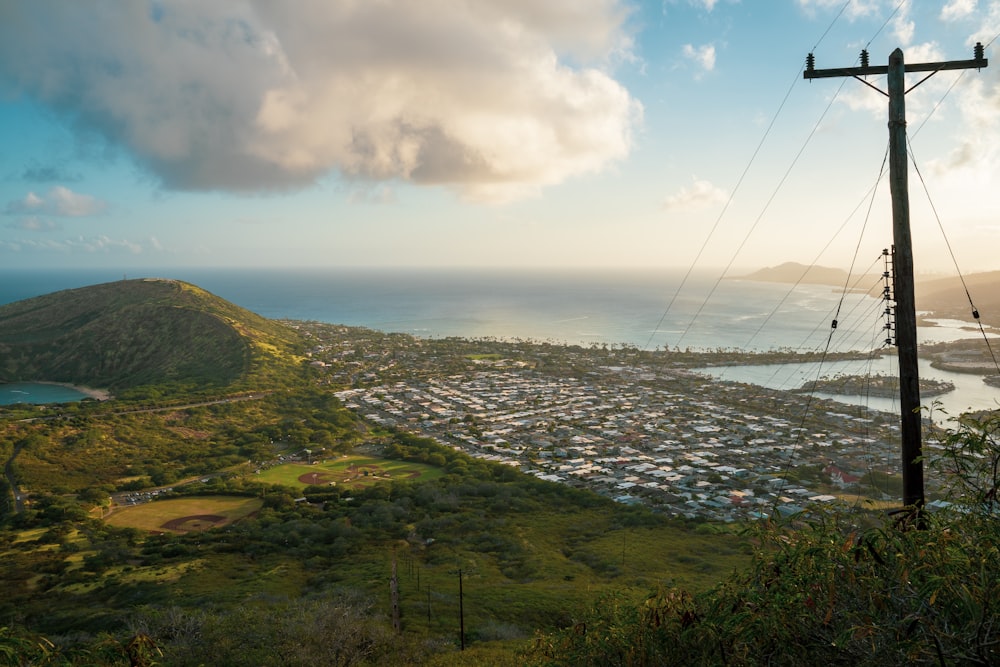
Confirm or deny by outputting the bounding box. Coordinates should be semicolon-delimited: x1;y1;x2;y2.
531;414;1000;666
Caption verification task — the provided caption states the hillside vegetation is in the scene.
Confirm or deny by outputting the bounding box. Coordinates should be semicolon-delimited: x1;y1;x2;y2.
1;280;998;665
531;412;1000;666
915;269;1000;327
0;282;751;664
0;278;304;394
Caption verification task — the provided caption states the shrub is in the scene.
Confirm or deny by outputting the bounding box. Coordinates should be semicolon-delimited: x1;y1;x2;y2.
529;414;1000;666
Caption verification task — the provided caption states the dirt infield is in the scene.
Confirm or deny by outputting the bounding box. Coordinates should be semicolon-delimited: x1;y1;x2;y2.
256;456;442;490
296;463;417;487
298;472;336;485
161;514;227;532
106;496;263;534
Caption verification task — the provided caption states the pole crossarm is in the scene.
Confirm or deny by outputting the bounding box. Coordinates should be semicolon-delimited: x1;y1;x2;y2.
804;42;987;80
804;57;988;79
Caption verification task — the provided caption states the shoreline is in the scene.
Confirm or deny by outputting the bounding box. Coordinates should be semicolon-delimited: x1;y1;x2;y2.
32;381;111;401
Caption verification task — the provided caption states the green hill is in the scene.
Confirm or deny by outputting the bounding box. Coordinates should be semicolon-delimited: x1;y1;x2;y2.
0;278;303;392
742;262;1000;327
915;269;1000;327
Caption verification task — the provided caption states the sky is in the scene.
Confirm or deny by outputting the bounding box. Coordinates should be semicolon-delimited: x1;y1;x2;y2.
1;0;999;275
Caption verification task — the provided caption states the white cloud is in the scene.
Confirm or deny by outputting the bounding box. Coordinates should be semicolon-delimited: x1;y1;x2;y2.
5;217;61;232
941;0;977;21
682;43;716;73
892;0;915;45
94;236;143;254
663;178;728;211
927;70;1000;179
63;235;144;254
12;192;45;213
661;1;721;14
4;186;108;217
0;1;641;202
47;186;109;216
796;0;880;20
0;235;146;255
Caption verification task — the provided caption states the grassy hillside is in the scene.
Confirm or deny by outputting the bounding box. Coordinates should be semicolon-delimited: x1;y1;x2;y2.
532;412;1000;666
916;270;1000;327
0;278;303;393
742;263;1000;328
0;423;749;665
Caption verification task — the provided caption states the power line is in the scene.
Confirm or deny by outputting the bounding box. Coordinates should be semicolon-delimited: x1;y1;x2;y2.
906;138;1000;376
645;5;853;353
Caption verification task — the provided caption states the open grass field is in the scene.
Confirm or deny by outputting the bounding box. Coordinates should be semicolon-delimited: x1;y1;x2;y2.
253;455;443;489
105;495;263;533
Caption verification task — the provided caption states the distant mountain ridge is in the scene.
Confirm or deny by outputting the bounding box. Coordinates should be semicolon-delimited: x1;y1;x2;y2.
913;270;1000;327
739;262;874;288
741;262;1000;327
0;278;303;392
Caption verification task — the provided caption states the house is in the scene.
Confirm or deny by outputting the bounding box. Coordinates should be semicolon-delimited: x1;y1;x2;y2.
823;464;861;486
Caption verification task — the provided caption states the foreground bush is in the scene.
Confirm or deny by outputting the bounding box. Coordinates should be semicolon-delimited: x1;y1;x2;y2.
529;413;1000;666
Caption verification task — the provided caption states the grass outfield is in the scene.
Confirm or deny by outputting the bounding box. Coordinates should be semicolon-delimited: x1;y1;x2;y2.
105;495;263;533
254;455;443;489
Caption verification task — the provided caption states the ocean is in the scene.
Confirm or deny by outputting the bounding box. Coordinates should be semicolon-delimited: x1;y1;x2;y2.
0;267;892;351
1;266;998;417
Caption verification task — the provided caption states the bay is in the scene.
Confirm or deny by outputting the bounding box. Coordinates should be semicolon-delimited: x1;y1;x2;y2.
696;356;1000;424
0;382;89;406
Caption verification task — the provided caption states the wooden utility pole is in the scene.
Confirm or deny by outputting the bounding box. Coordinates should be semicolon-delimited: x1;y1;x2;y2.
390;554;401;633
804;44;988;512
458;568;465;651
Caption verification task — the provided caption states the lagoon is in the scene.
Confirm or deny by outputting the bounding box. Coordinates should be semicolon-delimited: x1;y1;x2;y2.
695;355;1000;425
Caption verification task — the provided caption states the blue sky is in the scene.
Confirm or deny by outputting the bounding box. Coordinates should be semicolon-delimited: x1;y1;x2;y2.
1;0;998;274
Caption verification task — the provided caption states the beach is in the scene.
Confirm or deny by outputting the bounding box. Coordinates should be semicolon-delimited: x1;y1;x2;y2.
0;381;111;405
45;382;111;401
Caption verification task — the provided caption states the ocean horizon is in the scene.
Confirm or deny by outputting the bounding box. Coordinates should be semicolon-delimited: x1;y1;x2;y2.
2;266;998;416
0;266;888;352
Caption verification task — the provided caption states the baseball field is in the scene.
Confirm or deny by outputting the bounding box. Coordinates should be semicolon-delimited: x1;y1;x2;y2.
103;456;439;534
105;495;264;534
254;454;442;489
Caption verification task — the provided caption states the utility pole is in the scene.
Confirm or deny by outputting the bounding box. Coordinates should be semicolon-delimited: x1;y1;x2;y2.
458;568;465;651
804;44;988;513
390;552;400;633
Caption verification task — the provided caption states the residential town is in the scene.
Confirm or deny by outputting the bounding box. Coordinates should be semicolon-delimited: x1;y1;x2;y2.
290;321;941;521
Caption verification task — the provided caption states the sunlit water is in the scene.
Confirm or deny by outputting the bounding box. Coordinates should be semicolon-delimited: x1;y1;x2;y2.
0;382;89;405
